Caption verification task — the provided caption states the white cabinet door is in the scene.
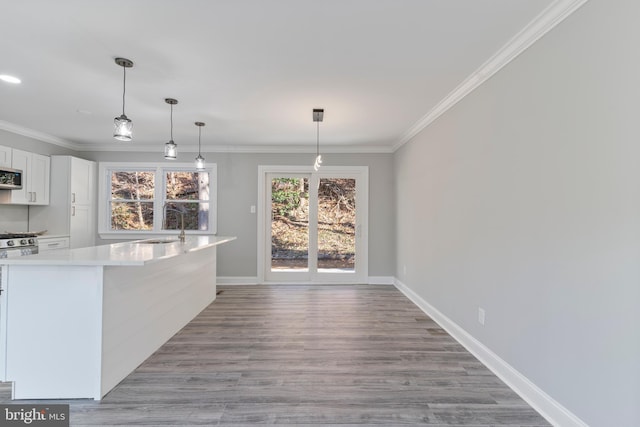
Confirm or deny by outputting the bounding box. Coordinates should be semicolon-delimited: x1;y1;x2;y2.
70;157;94;205
30;153;50;205
0;145;11;167
70;204;94;249
8;149;30;204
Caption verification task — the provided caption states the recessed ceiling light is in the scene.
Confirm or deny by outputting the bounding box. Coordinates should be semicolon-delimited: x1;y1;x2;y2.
0;75;21;84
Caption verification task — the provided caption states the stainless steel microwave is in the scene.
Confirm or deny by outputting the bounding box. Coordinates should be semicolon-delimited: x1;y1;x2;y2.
0;167;23;190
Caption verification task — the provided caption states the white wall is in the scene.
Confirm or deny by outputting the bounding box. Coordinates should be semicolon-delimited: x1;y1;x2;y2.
394;1;639;426
79;151;395;278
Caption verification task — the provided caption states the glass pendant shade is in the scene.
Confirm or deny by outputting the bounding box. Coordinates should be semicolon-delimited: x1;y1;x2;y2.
113;114;132;141
313;154;323;171
195;154;205;171
164;140;177;159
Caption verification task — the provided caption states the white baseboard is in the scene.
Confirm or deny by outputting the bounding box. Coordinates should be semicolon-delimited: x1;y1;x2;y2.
368;276;395;285
393;278;588;427
217;276;258;285
218;276;395;285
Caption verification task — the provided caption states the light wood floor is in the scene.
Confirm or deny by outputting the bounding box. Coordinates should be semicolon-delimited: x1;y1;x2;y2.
0;284;550;426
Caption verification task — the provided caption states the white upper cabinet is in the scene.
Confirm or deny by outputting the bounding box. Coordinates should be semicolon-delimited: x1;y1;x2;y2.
0;148;50;205
29;152;50;205
70;156;93;206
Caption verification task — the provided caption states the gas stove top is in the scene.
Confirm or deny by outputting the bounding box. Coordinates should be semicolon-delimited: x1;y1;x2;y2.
0;233;39;251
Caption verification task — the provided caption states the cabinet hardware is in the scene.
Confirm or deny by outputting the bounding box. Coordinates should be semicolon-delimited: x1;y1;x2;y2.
72;206;76;216
72;192;76;203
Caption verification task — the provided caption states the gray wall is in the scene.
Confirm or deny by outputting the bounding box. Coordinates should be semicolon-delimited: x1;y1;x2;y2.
394;1;639;426
79;151;395;278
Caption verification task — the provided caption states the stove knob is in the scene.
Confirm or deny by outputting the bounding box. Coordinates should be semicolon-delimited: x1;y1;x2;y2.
28;238;35;244
20;239;28;245
7;240;15;246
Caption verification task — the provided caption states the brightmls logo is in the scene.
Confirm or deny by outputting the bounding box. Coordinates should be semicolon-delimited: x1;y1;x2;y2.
0;405;68;426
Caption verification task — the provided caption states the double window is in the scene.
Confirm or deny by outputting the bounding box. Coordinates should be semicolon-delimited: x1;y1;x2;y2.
98;163;216;237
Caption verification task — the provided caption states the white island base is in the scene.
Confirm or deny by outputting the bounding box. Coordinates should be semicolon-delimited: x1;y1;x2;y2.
0;236;235;400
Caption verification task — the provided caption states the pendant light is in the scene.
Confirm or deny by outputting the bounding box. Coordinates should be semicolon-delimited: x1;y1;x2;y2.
194;122;206;171
313;108;324;171
164;98;178;159
113;58;134;141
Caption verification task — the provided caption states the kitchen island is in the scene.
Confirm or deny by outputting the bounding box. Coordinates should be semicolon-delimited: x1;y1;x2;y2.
0;235;235;400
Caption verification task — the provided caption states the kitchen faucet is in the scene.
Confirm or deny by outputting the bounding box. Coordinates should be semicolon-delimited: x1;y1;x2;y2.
163;202;186;243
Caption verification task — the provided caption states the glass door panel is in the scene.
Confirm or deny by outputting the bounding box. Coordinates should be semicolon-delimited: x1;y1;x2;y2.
270;176;309;272
317;178;356;273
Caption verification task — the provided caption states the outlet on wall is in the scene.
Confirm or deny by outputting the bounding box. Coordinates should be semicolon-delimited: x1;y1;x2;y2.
478;307;486;326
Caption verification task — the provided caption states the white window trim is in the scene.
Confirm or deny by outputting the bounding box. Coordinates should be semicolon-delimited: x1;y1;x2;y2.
98;162;217;240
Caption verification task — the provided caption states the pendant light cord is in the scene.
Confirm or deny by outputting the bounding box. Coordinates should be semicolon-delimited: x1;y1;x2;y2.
170;103;174;140
198;126;202;155
121;65;127;116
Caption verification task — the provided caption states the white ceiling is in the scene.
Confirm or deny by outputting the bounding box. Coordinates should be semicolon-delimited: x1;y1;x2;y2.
0;0;561;153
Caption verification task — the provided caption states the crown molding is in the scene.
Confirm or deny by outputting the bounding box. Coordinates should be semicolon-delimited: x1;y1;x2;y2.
74;143;394;154
392;0;590;152
0;120;81;150
0;118;392;153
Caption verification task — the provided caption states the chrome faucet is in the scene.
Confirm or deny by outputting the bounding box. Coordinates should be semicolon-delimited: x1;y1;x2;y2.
163;202;186;243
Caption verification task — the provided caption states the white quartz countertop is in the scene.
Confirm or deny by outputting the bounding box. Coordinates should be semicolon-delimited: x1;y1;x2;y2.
0;235;236;266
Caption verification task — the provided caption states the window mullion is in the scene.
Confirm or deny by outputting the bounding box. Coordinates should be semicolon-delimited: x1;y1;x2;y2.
154;167;164;232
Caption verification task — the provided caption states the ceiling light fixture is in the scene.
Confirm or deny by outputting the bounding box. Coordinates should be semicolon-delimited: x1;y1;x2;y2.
194;122;206;171
164;98;178;159
313;108;324;171
0;74;21;84
113;58;134;141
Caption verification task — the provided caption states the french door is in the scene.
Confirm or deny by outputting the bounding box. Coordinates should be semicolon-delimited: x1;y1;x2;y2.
258;166;368;283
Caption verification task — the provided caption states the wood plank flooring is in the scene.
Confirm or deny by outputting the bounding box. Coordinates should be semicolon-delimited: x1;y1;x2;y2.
0;284;550;426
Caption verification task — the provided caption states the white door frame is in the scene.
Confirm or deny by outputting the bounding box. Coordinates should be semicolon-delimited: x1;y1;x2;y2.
257;165;368;284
